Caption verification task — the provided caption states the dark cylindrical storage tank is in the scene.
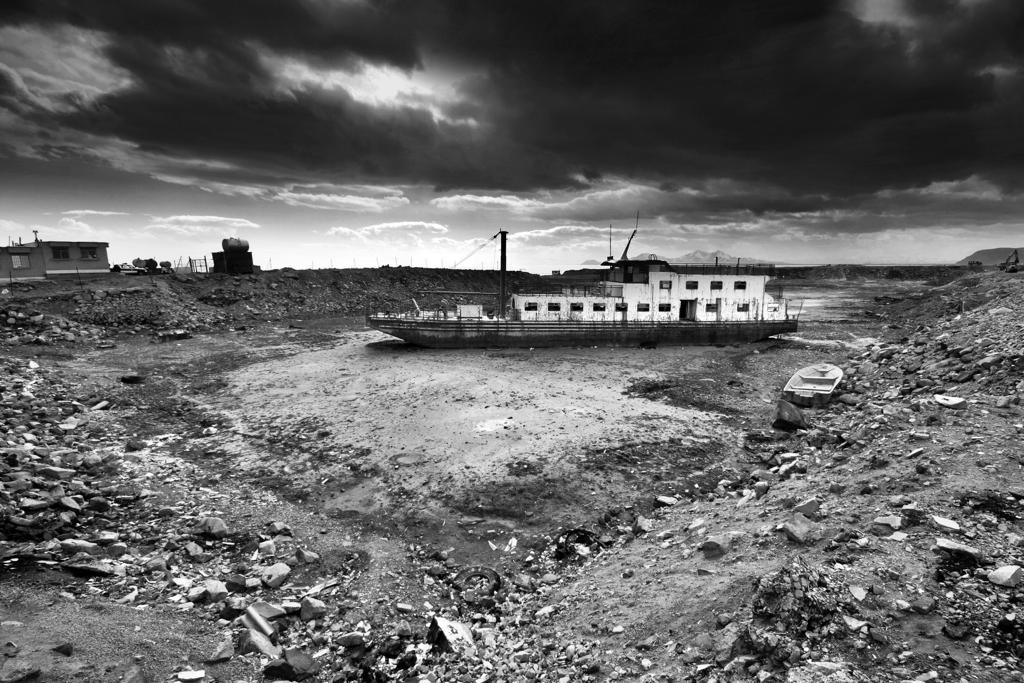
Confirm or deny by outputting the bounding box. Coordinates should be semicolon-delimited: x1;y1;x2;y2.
222;238;250;253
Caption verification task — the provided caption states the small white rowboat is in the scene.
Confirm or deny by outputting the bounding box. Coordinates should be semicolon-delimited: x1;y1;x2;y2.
782;363;844;407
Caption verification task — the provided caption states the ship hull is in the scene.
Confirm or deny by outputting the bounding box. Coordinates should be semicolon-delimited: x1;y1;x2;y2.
366;317;797;348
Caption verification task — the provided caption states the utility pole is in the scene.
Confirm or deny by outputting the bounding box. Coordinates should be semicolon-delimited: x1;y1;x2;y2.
497;229;507;318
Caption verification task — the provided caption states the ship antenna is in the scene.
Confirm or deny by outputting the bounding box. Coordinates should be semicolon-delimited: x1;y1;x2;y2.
607;224;613;263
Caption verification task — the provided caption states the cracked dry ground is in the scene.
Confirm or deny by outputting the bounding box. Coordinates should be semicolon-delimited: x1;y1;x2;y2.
4;273;1024;682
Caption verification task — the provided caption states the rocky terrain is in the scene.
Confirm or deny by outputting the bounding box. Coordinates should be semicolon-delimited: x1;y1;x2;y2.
2;268;1024;682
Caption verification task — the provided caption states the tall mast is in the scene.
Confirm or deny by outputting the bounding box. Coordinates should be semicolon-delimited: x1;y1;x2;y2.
498;229;507;318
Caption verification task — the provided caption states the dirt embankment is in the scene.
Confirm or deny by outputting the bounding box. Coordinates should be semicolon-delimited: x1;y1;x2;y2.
774;264;972;282
1;267;551;341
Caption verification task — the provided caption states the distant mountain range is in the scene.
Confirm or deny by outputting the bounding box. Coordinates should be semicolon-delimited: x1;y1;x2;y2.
581;249;767;266
958;247;1024;265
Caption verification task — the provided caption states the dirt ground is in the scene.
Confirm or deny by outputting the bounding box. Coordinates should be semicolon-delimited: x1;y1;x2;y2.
11;274;1016;682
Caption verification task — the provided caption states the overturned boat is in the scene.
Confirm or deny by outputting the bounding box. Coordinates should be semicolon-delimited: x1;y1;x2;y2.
367;230;798;348
782;363;844;406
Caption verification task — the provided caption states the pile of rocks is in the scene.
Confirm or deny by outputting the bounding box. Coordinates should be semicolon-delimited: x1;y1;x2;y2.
1;305;107;345
70;288;222;334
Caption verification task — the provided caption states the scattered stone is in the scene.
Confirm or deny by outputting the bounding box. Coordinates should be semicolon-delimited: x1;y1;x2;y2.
781;513;815;544
793;497;821;518
772;399;808;431
872;515;902;532
264;648;320;681
194;517;229;539
237;628;282;659
261;562;291;589
699;534;731;558
204;579;228;602
206;634;234;663
931;515;960;532
299;596;327;622
933;394;967;409
987;565;1022;587
932;537;981;562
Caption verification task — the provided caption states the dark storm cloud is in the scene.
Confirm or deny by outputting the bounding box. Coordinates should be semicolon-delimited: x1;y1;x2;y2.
1;0;1023;204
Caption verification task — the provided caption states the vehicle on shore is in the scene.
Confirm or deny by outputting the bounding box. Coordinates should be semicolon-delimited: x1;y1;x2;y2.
110;263;145;274
367;230;798;348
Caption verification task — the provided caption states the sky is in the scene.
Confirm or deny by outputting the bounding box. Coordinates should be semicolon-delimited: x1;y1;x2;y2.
1;0;1023;273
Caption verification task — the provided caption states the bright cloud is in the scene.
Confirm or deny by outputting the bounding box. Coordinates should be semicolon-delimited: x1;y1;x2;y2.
431;194;544;213
327;221;448;237
145;215;261;235
61;209;130;217
278;190;409;212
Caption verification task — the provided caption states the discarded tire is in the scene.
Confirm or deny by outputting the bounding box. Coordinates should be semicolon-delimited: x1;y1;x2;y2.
452;566;501;600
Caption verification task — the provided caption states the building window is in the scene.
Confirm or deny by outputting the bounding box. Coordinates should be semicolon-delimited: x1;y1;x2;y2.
614;302;628;312
706;303;719;312
524;302;538;311
80;247;98;260
569;302;584;312
685;281;698;290
593;303;606;312
51;246;70;260
737;303;750;312
658;303;672;312
710;281;723;290
547;303;561;312
734;281;747;290
659;281;672;290
637;303;651;312
11;254;30;269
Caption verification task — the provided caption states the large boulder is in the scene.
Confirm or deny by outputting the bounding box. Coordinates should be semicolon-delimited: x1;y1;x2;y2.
772;400;808;431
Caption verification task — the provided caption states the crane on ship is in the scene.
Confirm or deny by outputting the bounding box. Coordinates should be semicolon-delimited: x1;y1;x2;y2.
999;249;1020;273
601;212;640;266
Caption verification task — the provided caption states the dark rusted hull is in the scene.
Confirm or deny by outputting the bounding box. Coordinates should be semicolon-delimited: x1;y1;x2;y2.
366;317;797;348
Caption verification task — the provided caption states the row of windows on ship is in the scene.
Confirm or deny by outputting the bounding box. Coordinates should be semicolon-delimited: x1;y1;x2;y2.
658;280;748;290
523;301;754;313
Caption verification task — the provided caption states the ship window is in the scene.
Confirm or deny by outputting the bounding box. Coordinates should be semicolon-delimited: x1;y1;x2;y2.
569;302;584;312
658;303;671;312
737;303;750;312
80;246;98;260
51;246;69;260
734;281;747;290
685;281;698;290
524;302;538;311
11;254;30;269
593;303;606;312
710;281;723;290
547;303;561;312
706;303;719;312
614;302;628;312
659;281;672;290
767;304;779;312
637;303;650;312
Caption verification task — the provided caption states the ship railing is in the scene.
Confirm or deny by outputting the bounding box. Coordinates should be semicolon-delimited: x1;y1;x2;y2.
666;262;778;276
369;310;498;320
